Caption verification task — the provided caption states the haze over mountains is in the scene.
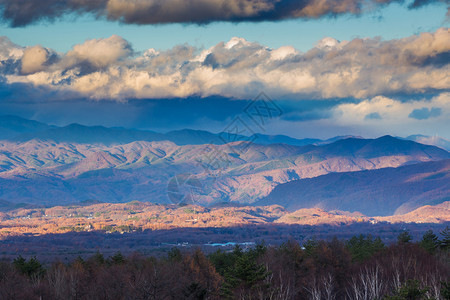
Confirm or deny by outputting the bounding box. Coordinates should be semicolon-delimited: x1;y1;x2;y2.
0;115;449;217
2;115;450;150
0;115;329;146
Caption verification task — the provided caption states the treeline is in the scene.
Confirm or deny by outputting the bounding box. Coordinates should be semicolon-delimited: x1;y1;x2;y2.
0;229;449;299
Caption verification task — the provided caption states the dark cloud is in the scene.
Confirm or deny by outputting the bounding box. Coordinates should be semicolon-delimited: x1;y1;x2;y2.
280;99;339;121
408;0;446;9
408;107;442;120
0;94;259;131
1;0;438;27
0;0;105;27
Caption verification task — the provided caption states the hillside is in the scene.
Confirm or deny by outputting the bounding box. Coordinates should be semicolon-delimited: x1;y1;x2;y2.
0;135;448;206
258;159;450;216
0;202;448;238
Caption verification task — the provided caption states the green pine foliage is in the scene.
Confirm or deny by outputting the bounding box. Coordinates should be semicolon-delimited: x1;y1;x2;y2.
13;255;44;278
397;231;413;244
347;234;385;262
110;251;126;265
419;230;439;254
440;226;450;251
385;279;430;300
441;281;450;300
209;243;270;298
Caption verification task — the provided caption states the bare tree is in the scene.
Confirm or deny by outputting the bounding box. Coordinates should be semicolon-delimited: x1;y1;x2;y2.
305;273;335;300
347;264;385;300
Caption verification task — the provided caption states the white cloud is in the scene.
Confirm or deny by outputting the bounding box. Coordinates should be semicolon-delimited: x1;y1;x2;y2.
20;45;50;74
0;28;449;100
0;37;23;60
64;35;132;69
332;93;450;137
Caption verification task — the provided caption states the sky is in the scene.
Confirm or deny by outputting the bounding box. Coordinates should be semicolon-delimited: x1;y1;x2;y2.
0;0;449;139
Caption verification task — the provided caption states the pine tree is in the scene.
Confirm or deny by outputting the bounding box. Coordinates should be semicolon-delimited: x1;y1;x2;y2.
441;281;450;300
167;247;182;262
420;230;439;253
397;231;413;244
13;255;44;278
110;251;125;264
91;251;105;265
385;279;429;300
216;244;270;298
347;234;385;262
440;226;450;250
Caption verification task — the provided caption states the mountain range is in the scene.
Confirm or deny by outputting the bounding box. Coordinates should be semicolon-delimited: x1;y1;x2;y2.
259;159;450;216
0;115;325;146
2;115;449;150
0;115;449;216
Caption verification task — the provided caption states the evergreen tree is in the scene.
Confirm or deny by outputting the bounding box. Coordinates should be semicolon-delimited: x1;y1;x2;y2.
440;226;450;251
91;251;105;265
303;238;319;257
13;255;44;278
227;254;269;288
441;281;450;300
110;251;125;264
419;230;439;253
208;250;234;276
214;244;270;298
167;247;182;262
347;234;385;262
397;231;413;244
385;279;429;300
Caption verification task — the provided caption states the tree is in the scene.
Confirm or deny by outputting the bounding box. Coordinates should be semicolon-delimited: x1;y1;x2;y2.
90;251;105;265
167;247;182;262
13;256;44;278
183;249;222;299
347;234;385;262
397;231;413;244
441;281;450;300
303;238;319;257
419;230;439;253
211;244;270;298
440;226;450;251
222;253;270;298
110;252;125;265
385;279;430;300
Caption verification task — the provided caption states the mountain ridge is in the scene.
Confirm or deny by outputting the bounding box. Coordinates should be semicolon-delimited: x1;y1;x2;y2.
258;159;450;216
3;115;448;149
0;134;448;208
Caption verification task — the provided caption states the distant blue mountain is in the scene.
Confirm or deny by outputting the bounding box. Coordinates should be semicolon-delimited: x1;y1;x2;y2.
0;115;448;151
0;115;53;139
0;115;326;146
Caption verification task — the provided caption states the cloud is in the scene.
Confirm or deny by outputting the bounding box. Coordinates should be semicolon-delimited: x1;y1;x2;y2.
326;92;450;138
408;0;447;9
64;35;133;70
0;0;447;27
0;0;105;27
364;112;382;120
20;45;51;74
408;107;442;119
332;93;449;137
0;28;449;100
0;36;23;60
